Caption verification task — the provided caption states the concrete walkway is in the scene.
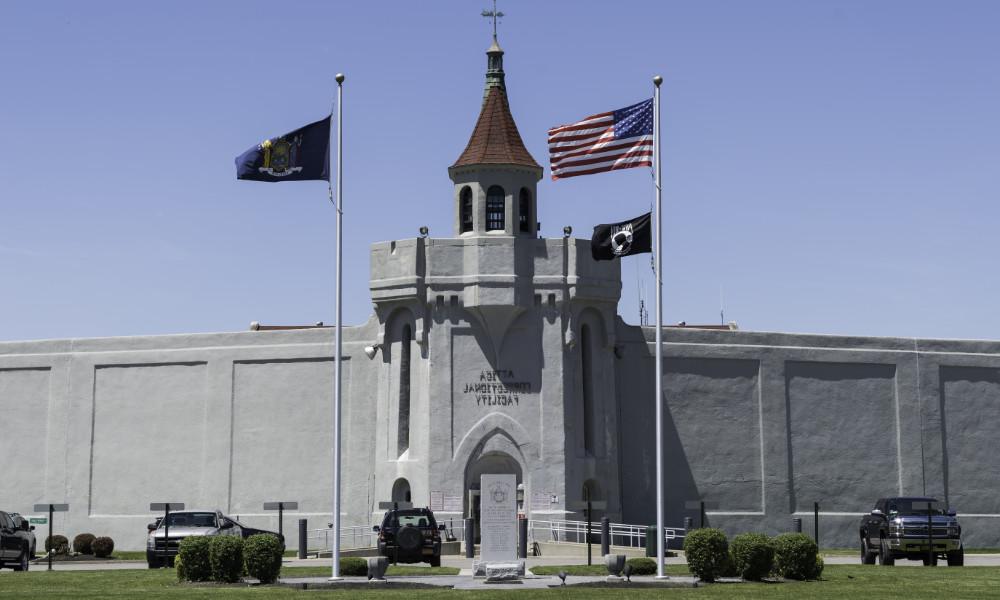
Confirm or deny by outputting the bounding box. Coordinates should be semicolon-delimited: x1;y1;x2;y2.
11;552;999;572
278;574;699;590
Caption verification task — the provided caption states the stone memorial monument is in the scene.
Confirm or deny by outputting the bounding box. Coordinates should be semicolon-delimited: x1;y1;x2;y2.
474;474;524;579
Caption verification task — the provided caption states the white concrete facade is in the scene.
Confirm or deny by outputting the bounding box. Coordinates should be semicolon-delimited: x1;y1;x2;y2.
3;37;1000;553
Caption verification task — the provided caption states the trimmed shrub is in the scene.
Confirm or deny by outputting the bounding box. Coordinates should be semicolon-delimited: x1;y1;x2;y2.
772;533;822;580
45;535;69;555
244;534;283;584
683;528;729;583
92;536;114;558
175;553;186;581
340;557;367;576
730;532;774;581
73;533;97;555
177;536;213;582
209;535;245;583
625;557;656;575
720;552;738;577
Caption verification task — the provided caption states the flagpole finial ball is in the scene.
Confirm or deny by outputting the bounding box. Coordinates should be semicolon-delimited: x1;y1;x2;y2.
653;75;663;86
335;73;345;84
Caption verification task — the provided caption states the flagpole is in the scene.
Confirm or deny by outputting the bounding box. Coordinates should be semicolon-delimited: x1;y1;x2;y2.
652;74;666;580
329;72;345;582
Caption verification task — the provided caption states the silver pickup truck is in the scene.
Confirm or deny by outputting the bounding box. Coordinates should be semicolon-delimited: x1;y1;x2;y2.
860;497;963;566
146;509;282;568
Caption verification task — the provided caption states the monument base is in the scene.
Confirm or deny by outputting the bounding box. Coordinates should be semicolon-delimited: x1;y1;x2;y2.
485;562;525;581
473;559;526;578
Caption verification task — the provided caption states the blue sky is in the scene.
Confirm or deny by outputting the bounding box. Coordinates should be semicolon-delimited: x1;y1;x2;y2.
1;1;998;342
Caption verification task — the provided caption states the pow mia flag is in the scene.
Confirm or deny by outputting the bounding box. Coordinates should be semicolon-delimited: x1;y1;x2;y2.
591;212;652;261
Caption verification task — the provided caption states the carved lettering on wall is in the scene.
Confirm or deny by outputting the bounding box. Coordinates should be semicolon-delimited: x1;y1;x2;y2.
462;370;532;407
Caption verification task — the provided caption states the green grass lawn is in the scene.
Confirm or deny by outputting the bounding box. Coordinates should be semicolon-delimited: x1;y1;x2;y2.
2;565;999;599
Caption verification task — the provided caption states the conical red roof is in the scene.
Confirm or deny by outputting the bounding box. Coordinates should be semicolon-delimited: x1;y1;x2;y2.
452;87;540;169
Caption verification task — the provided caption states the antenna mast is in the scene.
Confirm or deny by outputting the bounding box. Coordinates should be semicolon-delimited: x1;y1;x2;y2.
720;285;725;326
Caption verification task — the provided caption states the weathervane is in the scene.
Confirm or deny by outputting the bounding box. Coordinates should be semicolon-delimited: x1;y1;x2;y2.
481;0;504;39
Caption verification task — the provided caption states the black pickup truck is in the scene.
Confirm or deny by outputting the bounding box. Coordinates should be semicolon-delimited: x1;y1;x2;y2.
860;497;963;566
0;510;31;571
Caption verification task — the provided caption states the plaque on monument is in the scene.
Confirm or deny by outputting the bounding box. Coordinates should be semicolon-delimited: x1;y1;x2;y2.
479;474;517;563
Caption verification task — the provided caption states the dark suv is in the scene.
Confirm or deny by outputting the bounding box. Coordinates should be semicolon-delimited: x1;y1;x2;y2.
8;514;36;559
373;507;445;567
0;511;30;571
860;497;963;566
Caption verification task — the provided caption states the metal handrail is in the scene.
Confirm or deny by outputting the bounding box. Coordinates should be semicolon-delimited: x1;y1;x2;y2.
307;519;682;552
306;519;467;552
529;519;685;548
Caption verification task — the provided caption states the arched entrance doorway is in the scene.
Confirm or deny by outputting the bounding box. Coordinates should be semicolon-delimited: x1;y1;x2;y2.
464;451;523;543
392;478;412;504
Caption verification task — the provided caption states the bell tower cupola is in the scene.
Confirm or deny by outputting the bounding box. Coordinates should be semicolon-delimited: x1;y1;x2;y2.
448;13;542;238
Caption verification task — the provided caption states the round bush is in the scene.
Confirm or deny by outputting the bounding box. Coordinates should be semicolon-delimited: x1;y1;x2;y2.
45;535;69;555
683;528;729;582
720;552;738;577
177;536;213;582
339;557;367;576
730;532;774;581
175;553;186;581
625;557;656;575
772;533;822;580
73;533;97;555
92;536;114;558
209;535;245;583
244;534;283;584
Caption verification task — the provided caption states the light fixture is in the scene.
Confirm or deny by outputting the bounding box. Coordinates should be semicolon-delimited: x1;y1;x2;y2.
363;343;383;360
563;226;572;237
419;226;429;238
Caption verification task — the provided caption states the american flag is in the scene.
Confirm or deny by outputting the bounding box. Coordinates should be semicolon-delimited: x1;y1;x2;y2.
548;98;654;180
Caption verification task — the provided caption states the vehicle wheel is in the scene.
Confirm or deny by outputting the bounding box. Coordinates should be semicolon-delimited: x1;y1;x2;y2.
429;556;441;568
879;538;894;566
147;553;162;569
13;547;29;572
30;544;36;559
396;526;421;553
861;538;876;565
947;547;964;567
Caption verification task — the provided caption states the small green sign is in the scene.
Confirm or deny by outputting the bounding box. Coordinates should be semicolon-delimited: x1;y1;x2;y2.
29;517;47;525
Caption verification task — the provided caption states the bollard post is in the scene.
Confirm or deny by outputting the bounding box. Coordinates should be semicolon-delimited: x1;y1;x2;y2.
464;518;475;558
518;517;528;559
600;517;610;556
793;518;802;533
814;502;820;547
586;500;593;566
47;505;53;572
683;516;693;531
298;519;307;559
